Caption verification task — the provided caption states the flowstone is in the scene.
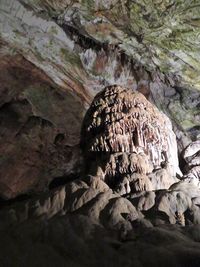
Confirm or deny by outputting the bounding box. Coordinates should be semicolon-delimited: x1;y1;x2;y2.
81;85;181;193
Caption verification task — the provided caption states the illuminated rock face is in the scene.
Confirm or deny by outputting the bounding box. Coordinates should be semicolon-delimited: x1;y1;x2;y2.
82;85;180;192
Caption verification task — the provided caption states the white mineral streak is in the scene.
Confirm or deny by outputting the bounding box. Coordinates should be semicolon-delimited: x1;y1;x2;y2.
182;140;200;188
80;48;137;94
163;114;182;176
80;49;97;71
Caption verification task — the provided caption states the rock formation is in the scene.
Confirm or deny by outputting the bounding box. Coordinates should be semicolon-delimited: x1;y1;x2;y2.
0;1;200;266
182;140;200;187
0;0;200;199
0;85;199;266
82;85;180;193
0;55;84;199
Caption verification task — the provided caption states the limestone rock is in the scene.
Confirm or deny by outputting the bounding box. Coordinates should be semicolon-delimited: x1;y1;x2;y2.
0;1;200;265
183;140;200;163
132;191;156;212
0;55;83;199
148;167;178;191
0;0;200;200
82;85;180;192
182;140;200;188
183;166;200;188
1;166;200;267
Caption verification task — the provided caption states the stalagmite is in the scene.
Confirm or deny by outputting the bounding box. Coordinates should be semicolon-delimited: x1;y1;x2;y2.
81;85;180;193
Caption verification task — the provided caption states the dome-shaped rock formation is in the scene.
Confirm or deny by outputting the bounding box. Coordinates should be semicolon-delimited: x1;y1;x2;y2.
81;85;181;193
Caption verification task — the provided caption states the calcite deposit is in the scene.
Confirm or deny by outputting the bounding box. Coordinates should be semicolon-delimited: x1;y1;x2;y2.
82;85;180;192
0;85;199;266
182;140;200;187
1;1;200;266
0;0;200;199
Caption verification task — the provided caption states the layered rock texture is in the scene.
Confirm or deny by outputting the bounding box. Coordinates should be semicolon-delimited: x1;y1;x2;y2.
0;55;83;199
0;85;198;266
182;140;200;187
0;0;200;198
82;85;179;192
1;161;200;266
0;0;200;266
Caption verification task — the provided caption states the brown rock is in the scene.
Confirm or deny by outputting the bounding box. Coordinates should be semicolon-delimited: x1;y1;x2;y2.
0;55;84;199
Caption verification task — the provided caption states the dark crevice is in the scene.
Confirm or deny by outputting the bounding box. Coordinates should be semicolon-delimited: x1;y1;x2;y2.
16;115;54;137
0;174;80;208
188;125;200;141
54;133;65;145
0;194;31;209
61;24;109;52
48;173;79;190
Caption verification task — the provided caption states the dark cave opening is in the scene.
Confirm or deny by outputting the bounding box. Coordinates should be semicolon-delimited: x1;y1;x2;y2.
48;173;79;190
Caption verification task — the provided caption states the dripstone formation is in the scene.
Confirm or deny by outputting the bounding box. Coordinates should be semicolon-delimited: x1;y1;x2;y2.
81;85;180;194
1;86;200;266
